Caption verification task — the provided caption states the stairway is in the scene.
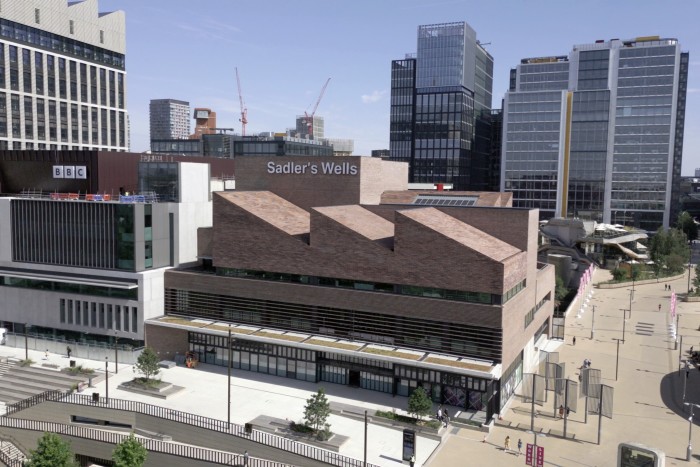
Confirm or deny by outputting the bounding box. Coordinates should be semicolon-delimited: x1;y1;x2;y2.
0;439;26;466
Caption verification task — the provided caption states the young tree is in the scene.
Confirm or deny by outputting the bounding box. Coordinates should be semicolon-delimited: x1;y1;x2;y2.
407;387;432;421
677;211;698;243
629;263;642;281
112;433;148;467
134;347;160;381
611;268;627;282
555;275;568;303
303;388;331;432
26;432;77;467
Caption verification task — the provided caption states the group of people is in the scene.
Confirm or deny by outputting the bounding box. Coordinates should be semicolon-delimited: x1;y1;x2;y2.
503;436;523;455
436;405;450;427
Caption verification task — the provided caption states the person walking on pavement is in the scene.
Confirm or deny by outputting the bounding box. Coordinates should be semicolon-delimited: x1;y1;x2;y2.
443;408;449;427
517;438;523;456
659;303;662;312
409;454;416;467
573;336;576;346
66;346;72;358
504;435;510;452
243;450;249;466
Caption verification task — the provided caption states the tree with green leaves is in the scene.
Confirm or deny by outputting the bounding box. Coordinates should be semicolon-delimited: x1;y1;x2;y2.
112;433;148;467
407;386;432;421
134;346;160;381
677;211;698;243
611;268;627;282
26;432;77;467
303;387;331;432
555;275;568;303
629;263;642;281
649;227;690;276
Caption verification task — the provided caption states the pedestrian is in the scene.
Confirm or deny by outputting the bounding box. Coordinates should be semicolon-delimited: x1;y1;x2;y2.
658;304;662;312
44;349;49;360
443;408;449;427
566;407;571;418
66;346;72;358
558;405;564;419
573;336;576;346
409;454;415;467
436;406;442;422
504;435;510;452
243;450;249;466
517;438;523;456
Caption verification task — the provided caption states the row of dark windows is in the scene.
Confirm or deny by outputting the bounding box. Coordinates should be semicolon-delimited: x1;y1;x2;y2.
0;92;125;146
216;267;524;306
0;275;137;299
0;18;124;69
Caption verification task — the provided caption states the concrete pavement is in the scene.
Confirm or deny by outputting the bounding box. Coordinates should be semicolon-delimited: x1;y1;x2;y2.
429;268;700;466
0;344;439;466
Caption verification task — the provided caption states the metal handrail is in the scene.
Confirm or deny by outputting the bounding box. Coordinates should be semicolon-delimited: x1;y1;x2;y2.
0;417;287;467
53;393;377;467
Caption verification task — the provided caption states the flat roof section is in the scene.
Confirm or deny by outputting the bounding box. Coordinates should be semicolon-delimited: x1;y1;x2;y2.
218;191;309;237
398;207;521;262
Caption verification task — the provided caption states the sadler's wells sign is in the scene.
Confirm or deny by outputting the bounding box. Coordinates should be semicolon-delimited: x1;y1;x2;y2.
267;161;358;176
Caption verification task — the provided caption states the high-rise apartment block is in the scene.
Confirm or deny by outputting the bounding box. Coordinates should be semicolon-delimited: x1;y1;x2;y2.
502;36;688;231
149;99;190;141
0;0;128;151
389;22;496;191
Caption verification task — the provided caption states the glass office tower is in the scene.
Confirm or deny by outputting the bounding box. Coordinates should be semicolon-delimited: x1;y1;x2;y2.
390;22;495;190
502;37;688;231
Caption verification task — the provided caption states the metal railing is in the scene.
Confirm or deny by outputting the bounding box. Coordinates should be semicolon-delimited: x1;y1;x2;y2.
54;393;377;467
0;417;288;467
4;390;64;417
0;440;25;467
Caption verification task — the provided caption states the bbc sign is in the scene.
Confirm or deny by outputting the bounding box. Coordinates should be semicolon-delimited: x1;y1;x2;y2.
53;166;87;179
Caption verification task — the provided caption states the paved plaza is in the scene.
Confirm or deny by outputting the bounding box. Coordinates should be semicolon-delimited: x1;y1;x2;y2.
430;268;700;466
2;268;698;466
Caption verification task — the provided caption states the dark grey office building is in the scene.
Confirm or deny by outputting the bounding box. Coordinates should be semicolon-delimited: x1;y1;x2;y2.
389;22;495;191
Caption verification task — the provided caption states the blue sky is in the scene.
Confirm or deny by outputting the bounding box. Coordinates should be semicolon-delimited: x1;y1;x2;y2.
99;0;700;175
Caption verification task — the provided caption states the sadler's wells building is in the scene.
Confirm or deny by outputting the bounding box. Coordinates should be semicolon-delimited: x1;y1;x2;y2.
146;156;555;421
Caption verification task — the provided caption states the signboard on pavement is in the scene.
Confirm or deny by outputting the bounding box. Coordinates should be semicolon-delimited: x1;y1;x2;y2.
526;444;544;466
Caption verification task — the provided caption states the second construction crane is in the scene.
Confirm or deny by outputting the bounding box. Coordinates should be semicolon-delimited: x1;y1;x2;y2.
303;78;331;139
235;67;248;136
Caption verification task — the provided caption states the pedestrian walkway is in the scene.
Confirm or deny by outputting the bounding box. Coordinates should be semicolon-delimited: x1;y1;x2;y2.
0;345;439;466
429;269;700;466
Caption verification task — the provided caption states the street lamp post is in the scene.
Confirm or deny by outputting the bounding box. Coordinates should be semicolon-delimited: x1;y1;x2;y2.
227;325;232;427
613;338;622;381
105;356;109;403
618;309;628;343
590;305;596;340
114;331;119;374
688;241;693;295
24;324;29;361
684;402;700;461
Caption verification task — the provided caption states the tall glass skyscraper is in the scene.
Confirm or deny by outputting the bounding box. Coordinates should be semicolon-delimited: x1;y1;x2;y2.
390;22;495;190
502;37;688;231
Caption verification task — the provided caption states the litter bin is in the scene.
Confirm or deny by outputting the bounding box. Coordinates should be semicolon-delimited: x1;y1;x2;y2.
70;360;76;368
92;392;100;403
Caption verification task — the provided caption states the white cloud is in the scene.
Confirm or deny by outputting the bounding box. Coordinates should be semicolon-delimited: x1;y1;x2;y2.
361;90;386;104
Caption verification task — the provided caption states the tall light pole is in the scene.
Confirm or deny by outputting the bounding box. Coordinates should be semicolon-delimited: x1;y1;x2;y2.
227;325;232;427
105;356;109;403
613;338;622;381
590;305;596;340
114;331;119;374
618;309;627;343
684;402;700;461
24;323;29;361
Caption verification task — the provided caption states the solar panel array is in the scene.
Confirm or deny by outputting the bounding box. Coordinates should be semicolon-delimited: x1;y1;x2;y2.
413;195;478;206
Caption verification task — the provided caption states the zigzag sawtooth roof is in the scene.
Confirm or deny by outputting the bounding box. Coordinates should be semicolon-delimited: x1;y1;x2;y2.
399;207;521;262
312;205;394;240
217;191;309;236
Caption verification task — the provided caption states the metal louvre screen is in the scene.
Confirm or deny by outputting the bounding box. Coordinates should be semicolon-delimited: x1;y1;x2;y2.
587;384;614;418
539;350;559;376
553;379;578;413
545;362;564;391
521;374;547;405
580;368;601;397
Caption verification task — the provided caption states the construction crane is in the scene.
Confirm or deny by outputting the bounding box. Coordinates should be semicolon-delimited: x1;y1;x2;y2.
235;67;248;136
303;77;331;139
